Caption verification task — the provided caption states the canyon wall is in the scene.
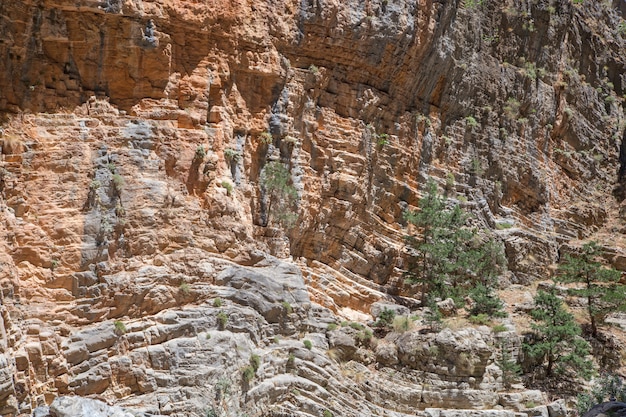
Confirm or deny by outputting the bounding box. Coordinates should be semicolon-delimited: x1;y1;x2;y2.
0;0;625;416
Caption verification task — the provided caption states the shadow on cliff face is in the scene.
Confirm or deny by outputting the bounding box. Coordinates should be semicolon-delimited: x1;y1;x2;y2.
614;130;626;202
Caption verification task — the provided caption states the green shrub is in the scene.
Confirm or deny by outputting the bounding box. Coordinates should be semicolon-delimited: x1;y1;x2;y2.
287;353;296;367
250;354;261;372
224;148;240;163
377;133;390;146
179;282;190;295
469;314;490;325
281;301;293;314
114;320;127;335
213;298;222;307
323;410;334;417
374;308;396;328
221;180;233;196
217;312;228;330
356;329;373;344
112;174;124;193
195;145;206;160
303;340;312;350
492;324;508;333
90;180;101;190
348;322;365;331
309;64;319;74
242;366;255;382
259;131;273;144
327;323;338;331
465;116;479;128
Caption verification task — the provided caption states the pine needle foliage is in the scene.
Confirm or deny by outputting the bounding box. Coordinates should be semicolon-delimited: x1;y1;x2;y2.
524;288;594;380
556;241;625;338
404;178;506;315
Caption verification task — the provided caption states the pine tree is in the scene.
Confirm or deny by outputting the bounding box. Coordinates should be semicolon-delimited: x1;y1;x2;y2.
404;178;506;314
556;241;625;338
524;289;594;379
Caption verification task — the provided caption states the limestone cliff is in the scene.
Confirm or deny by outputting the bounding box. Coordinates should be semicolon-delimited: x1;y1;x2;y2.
0;0;625;416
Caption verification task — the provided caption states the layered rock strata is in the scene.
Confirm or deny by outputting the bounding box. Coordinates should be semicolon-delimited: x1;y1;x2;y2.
0;0;625;415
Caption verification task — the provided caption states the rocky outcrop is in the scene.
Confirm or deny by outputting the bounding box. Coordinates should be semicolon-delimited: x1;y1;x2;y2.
583;402;626;417
0;0;625;416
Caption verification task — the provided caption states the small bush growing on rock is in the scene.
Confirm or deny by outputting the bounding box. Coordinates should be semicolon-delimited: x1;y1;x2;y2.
213;298;222;307
327;323;338;331
242;366;255;382
112;174;124;195
89;179;101;190
250;354;261;372
224;148;241;163
374;308;396;328
215;378;231;399
323;410;333;417
216;312;228;330
303;340;313;350
195;145;206;160
356;329;373;345
287;353;296;367
492;324;507;333
348;322;365;331
376;133;390;146
206;407;220;417
469;314;490;325
259;131;273;145
221;180;233;196
281;301;293;314
113;320;127;335
465;115;479;128
179;282;190;295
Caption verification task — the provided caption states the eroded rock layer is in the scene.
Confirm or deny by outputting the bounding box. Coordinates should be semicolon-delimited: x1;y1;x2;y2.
0;0;625;416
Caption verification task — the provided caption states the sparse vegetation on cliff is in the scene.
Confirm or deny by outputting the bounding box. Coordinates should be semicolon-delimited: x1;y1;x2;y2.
259;161;298;228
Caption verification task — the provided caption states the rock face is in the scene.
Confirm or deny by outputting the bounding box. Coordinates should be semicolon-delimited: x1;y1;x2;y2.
0;0;625;416
583;402;626;417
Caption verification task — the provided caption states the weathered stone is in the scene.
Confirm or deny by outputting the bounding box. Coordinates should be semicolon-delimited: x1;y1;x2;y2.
370;302;409;319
